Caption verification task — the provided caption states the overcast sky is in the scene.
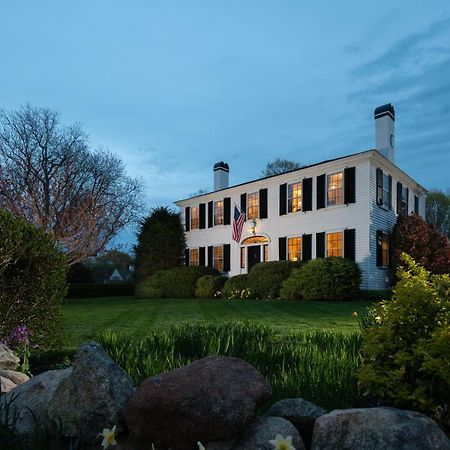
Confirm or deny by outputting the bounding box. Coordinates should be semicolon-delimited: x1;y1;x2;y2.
2;1;450;249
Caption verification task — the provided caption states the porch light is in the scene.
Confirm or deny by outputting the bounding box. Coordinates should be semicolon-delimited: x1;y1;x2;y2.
250;219;257;235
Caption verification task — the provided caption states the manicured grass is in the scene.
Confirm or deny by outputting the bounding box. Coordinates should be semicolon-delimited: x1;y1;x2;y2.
62;297;372;348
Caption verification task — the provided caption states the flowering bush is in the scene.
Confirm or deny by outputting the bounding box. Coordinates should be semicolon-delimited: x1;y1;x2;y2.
1;325;33;374
222;274;251;299
195;275;227;298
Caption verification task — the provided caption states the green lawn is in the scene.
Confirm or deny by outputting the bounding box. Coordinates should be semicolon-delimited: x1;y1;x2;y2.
63;297;372;348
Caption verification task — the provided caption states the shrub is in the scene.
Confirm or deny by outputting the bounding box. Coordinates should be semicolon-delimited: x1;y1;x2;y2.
195;275;227;298
247;261;302;300
281;257;361;301
359;289;392;302
0;209;67;351
358;254;450;430
66;282;134;298
222;275;251;299
134;270;167;299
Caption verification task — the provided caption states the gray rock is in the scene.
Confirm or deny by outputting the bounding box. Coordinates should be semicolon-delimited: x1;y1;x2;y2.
0;375;17;394
0;367;72;436
0;369;30;385
207;416;305;450
267;398;326;448
124;356;272;450
311;407;450;450
47;342;134;443
0;344;20;370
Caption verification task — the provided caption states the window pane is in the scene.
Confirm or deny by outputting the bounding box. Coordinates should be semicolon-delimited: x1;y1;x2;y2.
326;232;343;257
191;206;199;229
327;172;344;206
382;174;390;206
263;244;269;262
240;247;246;269
288;182;302;213
214;246;224;272
381;233;390;266
190;248;199;266
247;192;259;220
288;237;302;261
214;201;224;226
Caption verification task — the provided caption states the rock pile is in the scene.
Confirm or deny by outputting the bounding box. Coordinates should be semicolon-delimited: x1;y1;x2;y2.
0;343;29;394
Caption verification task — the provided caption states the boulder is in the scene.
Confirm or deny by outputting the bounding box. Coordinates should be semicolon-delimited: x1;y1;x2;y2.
311;407;450;450
47;342;134;443
207;416;304;450
0;375;17;394
124;356;272;450
267;398;326;448
0;369;30;385
0;344;20;370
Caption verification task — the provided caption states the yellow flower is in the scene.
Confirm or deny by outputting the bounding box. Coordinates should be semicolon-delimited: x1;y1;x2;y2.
269;434;296;450
198;442;206;450
100;425;117;448
352;311;358;317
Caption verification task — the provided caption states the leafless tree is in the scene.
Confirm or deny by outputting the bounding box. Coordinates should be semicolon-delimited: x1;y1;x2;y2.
262;158;303;176
0;105;143;265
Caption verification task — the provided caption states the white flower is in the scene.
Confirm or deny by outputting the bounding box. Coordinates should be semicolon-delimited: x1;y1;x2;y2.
198;442;206;450
269;434;296;450
100;425;117;448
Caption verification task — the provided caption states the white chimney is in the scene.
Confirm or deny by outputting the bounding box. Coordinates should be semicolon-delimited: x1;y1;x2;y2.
374;103;395;163
213;161;229;191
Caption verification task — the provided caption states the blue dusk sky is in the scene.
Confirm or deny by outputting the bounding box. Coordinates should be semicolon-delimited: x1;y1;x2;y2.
1;1;450;249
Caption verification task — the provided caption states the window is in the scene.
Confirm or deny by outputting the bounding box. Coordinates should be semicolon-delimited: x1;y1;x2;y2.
327;172;344;206
240;247;246;269
327;232;343;257
247;192;259;220
288;182;302;213
214;200;224;226
190;248;199;266
191;206;199;230
288;237;302;261
382;174;390;206
381;232;389;267
401;186;408;215
263;244;269;262
214;246;223;271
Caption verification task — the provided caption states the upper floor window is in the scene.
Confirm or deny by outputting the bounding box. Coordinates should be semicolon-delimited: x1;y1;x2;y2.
190;248;199;266
214;200;224;226
401;186;408;215
214;246;224;272
327;172;344;206
191;206;199;230
247;192;259;220
288;182;302;213
288;237;302;261
327;232;343;257
376;169;392;208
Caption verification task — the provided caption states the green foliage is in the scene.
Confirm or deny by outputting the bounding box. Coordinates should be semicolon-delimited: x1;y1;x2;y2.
359;289;392;302
98;322;363;411
66;283;134;298
195;275;227;298
0;209;67;350
358;254;450;430
134;271;166;299
280;257;361;301
134;206;186;282
392;212;450;275
222;274;250;299
247;261;301;300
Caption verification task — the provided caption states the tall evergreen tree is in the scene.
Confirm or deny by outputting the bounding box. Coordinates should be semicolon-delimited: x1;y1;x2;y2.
134;207;186;281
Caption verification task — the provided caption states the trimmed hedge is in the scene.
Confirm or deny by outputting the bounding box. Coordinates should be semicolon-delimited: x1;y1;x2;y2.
67;282;135;298
247;261;302;300
222;274;251;299
195;275;227;298
360;289;392;302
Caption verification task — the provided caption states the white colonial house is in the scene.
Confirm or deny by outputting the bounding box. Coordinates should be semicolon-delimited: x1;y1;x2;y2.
175;104;427;289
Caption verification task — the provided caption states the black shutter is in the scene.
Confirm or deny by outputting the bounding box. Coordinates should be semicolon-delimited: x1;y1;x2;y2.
376;230;383;267
388;175;392;209
208;201;213;228
316;232;325;258
344;167;356;204
207;246;214;268
224;197;231;225
414;195;419;214
279;237;287;261
223;244;231;272
185;206;190;232
344;229;356;261
397;182;402;214
259;188;268;219
406;187;409;214
303;178;313;212
185;249;190;266
317;174;326;209
376;168;383;205
199;203;206;229
302;234;312;261
279;183;287;215
240;193;247;219
199;247;206;266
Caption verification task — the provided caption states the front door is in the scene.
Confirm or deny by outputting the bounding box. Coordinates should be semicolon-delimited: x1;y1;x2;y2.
247;245;261;272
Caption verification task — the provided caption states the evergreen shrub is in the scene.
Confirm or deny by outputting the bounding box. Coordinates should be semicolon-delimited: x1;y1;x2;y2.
222;274;251;299
195;275;227;298
67;282;134;298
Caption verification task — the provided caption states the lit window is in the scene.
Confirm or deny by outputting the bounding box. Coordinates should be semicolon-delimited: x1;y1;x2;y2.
190;248;199;266
263;244;269;262
381;232;390;266
327;232;343;257
247;192;259;220
214;246;223;272
288;237;302;261
191;206;199;230
214;200;224;226
240;247;246;269
288;182;302;213
327;172;344;206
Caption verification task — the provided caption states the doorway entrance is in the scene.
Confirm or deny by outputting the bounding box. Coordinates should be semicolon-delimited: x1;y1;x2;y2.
247;245;261;271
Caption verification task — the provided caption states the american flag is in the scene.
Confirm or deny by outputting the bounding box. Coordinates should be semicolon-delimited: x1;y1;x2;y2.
232;205;246;242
